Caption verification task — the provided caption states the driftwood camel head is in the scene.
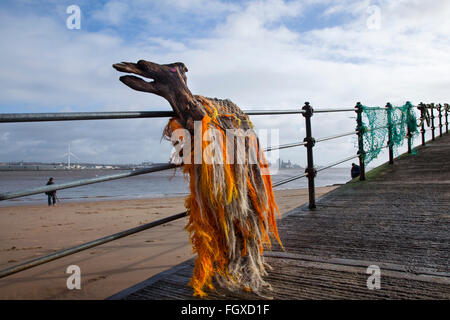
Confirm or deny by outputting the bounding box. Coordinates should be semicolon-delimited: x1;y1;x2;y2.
113;60;206;130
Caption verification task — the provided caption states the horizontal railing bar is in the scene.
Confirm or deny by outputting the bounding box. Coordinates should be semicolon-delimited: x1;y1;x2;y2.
264;141;307;152
362;105;431;111
0;109;306;123
0;111;176;123
363;105;418;111
0;211;188;279
314;108;357;113
273;172;308;187
415;105;443;109
316;154;359;173
315;130;357;143
246;110;306;115
0;163;179;201
1;104;443;123
363;106;385;110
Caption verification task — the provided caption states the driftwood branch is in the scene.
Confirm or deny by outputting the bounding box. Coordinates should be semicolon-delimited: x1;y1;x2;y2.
113;60;205;129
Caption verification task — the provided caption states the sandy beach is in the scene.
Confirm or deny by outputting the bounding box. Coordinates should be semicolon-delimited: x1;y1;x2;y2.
0;186;336;300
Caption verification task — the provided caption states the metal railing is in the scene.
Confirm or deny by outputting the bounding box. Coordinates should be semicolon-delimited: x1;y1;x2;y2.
418;103;449;144
0;101;447;279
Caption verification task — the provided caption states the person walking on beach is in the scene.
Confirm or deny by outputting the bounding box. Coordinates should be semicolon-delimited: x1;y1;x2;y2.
45;177;57;206
351;163;360;179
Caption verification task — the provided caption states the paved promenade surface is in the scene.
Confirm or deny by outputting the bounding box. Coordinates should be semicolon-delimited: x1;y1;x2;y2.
109;134;450;300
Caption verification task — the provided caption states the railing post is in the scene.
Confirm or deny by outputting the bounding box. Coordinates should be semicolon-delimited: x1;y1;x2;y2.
430;103;436;141
438;104;443;137
406;101;413;154
445;103;449;134
355;102;366;180
419;103;426;146
302;102;316;209
386;103;394;165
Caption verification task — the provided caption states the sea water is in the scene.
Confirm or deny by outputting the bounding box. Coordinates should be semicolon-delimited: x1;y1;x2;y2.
0;168;352;206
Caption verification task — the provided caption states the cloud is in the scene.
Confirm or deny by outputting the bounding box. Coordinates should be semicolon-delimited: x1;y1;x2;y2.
162;0;239;14
0;132;10;143
0;0;449;167
91;1;129;26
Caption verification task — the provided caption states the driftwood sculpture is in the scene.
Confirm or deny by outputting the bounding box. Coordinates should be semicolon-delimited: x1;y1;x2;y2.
113;60;282;297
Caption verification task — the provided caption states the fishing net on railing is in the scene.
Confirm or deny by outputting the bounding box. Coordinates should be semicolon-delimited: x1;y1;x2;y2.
358;102;419;165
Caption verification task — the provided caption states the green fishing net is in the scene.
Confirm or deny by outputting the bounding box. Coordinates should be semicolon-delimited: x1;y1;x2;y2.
358;102;419;165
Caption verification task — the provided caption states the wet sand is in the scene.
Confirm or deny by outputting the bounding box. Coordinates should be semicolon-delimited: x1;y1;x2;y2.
0;186;336;300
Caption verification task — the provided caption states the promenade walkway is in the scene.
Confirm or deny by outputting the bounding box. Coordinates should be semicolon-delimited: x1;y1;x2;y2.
109;134;450;300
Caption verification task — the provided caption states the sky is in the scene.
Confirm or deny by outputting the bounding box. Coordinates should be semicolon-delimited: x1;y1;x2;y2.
0;0;449;167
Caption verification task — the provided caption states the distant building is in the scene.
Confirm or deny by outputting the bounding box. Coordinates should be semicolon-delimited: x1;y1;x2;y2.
282;160;293;168
277;158;302;169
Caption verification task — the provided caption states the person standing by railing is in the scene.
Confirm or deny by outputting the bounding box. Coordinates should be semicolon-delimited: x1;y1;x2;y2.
45;177;56;206
351;163;360;179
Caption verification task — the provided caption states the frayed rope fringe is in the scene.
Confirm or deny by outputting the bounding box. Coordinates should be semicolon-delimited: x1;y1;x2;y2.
164;96;283;297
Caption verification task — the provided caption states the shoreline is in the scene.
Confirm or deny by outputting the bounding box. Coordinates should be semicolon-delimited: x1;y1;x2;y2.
0;186;337;300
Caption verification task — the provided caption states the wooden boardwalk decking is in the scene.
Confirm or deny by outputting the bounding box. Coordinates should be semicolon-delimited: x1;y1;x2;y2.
109;135;450;300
